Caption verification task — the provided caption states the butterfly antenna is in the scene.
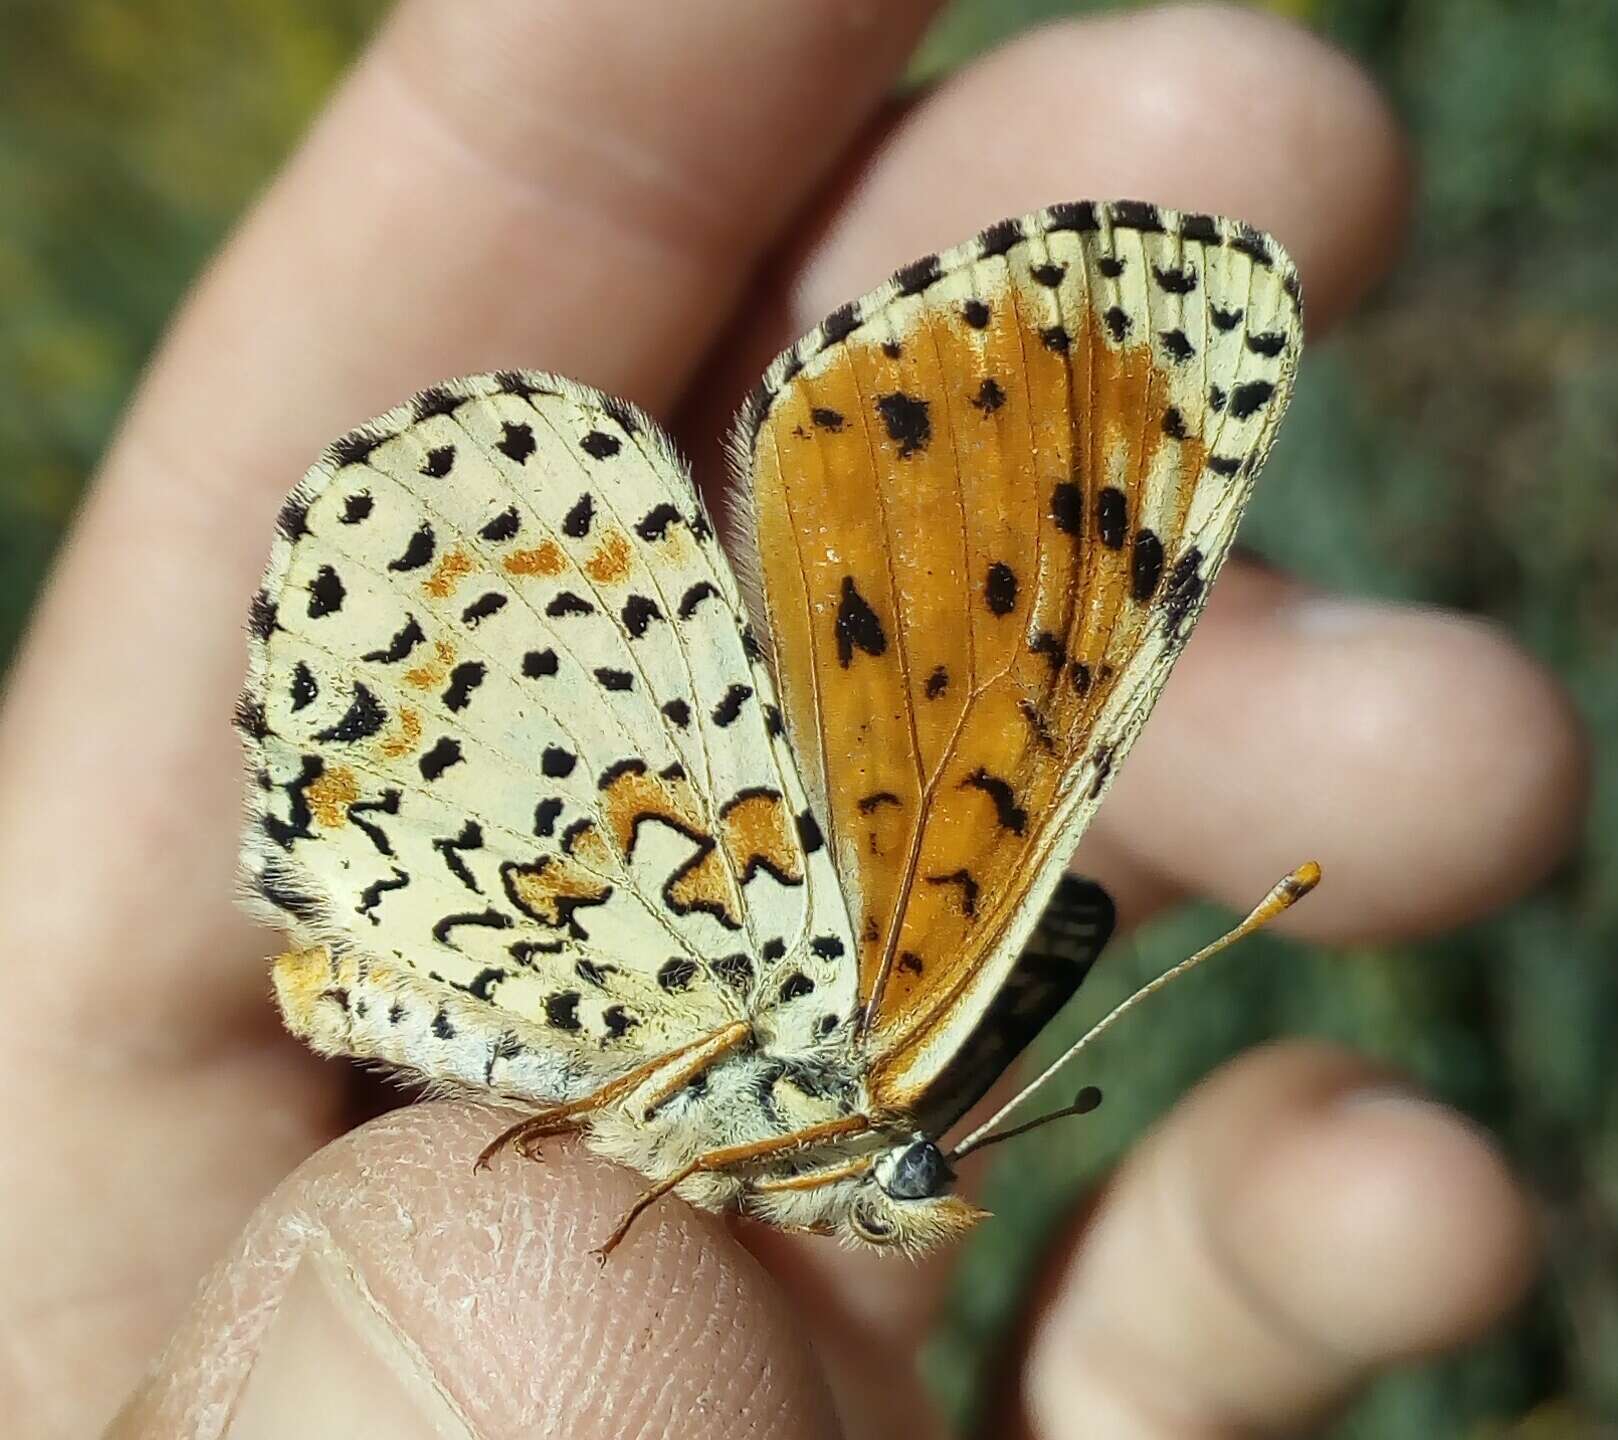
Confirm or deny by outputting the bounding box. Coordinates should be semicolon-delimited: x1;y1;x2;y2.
946;862;1321;1162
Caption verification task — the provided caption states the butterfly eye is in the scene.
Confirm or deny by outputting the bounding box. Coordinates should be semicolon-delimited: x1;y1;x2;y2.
849;1198;897;1245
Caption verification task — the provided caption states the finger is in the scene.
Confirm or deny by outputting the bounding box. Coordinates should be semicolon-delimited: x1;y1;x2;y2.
109;1103;841;1440
1021;1043;1537;1437
1089;562;1590;940
0;0;944;1036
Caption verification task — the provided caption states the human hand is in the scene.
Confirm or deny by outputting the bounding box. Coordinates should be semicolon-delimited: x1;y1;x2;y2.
0;4;1583;1436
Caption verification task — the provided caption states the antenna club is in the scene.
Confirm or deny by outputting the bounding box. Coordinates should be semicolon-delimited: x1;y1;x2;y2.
1284;860;1323;899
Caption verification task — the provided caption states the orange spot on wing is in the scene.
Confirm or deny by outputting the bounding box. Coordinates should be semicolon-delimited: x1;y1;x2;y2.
504;540;567;578
721;791;803;886
584;530;632;584
378;707;422;759
424;547;475;598
305;766;359;828
404;639;455;690
503;856;612;927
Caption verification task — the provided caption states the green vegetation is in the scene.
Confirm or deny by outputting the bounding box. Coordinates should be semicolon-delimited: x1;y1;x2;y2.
4;1;1614;1432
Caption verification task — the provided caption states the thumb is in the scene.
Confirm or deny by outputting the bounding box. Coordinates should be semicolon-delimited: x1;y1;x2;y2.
107;1102;840;1439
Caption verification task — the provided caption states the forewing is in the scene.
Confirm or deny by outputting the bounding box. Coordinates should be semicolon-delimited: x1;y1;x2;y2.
737;202;1301;1110
240;373;858;1096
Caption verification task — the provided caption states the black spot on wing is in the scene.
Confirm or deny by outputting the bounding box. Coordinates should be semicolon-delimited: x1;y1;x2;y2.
874;392;931;458
925;868;980;919
835;577;886;665
1041;325;1071;353
796;809;824;854
661;698;691;729
562;493;595;538
622;595;663;637
810;406;845;431
821;302;859;345
810;935;845;960
1152;263;1198;294
778;972;815;1002
894;252;942;295
1103;307;1131;343
329;430;382;467
1110;199;1164;232
545;592;593;618
678;581;718;618
290;662;318;712
545;992;582;1031
658;957;697;992
307;566;345;618
442;661;486;712
1247;330;1288;358
1051;482;1083;534
340;491;374;525
1211;305;1243;332
1229;380;1276;420
985;562;1018;616
962;768;1027;834
594;667;634;692
925;666;949;699
533;797;564;837
1096;487;1127;549
1097;255;1125;278
315;683;386;743
1163;407;1189;441
419;737;462;781
461;592;507;627
978;216;1023;255
249;591;278;641
579;430;621;460
636;504;681;541
412;385;461;420
1163;548;1206;641
497;421;537;464
961;298;991;328
1046;201;1100;233
711;684;753;727
1160;328;1194;362
541;746;577;779
480;506;520;542
1030;261;1066;287
1179;212;1219;244
970;377;1006;413
1131;530;1165;601
421;445;455;479
388;525;435;572
358;868;410;921
277;494;309;541
349;789;401;855
432;820;484;894
521;648;559;680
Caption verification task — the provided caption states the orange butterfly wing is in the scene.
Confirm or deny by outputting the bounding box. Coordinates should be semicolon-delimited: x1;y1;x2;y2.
736;202;1302;1112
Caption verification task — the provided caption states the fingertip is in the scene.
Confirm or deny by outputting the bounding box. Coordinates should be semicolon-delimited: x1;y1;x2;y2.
1229;1083;1540;1362
1102;568;1588;943
1024;1044;1537;1435
122;1103;840;1440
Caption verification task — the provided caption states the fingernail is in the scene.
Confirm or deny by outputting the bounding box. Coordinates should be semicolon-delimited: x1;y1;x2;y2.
228;1239;476;1440
1286;596;1399;637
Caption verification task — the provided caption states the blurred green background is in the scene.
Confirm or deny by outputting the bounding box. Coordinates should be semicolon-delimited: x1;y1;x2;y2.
3;1;1613;1434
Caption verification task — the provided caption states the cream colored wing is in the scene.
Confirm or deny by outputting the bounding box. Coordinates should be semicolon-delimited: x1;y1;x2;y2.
736;202;1301;1113
240;372;857;1101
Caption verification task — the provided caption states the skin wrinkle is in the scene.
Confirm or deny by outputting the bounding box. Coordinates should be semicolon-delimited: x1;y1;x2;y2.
368;50;729;280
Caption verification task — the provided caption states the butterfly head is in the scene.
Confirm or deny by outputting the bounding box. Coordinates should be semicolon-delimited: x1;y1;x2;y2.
841;1136;985;1254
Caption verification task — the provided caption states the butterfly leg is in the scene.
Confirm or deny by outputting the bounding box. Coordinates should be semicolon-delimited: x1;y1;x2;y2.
592;1113;875;1261
475;1020;752;1171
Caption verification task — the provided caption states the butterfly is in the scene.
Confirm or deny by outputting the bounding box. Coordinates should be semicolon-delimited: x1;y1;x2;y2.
238;200;1311;1258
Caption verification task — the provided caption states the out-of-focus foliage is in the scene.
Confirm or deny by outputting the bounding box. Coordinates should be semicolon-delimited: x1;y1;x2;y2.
2;1;1614;1434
